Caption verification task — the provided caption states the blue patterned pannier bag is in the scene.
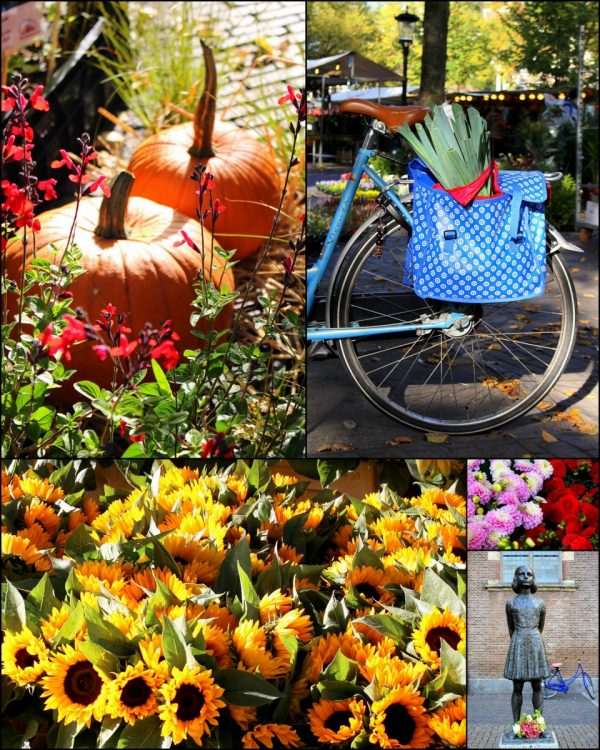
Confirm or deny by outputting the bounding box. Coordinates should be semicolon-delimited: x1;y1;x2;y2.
405;159;547;303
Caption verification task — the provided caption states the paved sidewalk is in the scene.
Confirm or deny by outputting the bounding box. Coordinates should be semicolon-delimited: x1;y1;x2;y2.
468;690;599;748
307;232;599;458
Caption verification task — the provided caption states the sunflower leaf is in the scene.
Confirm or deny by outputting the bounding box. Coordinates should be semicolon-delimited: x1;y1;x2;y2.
98;716;122;748
317;459;359;487
52;603;85;646
441;639;466;695
56;721;83;749
255;553;281;597
351;539;384;571
317;680;365;700
83;605;135;657
161;614;195;670
214;669;283;706
321;650;357;682
79;639;121;679
420;569;466;616
237;561;260;622
1;579;26;632
353;614;409;646
323;591;350;633
151;539;181;579
215;537;251;601
24;573;60;631
117;716;166;748
63;524;98;563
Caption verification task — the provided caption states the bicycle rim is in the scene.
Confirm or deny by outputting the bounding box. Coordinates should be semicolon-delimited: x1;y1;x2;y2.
543;682;557;699
583;672;596;699
333;217;578;433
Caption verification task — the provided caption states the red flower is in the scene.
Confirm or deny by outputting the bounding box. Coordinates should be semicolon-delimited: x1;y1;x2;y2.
173;229;198;250
278;84;302;107
110;333;138;358
550;460;567;478
200;432;236;458
92;344;109;361
29;85;49;111
37;179;58;201
544;478;566;495
212;199;226;221
150;339;180;371
562;534;594;550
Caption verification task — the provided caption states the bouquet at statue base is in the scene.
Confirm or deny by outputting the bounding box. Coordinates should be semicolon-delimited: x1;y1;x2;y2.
513;710;547;739
398;104;547;304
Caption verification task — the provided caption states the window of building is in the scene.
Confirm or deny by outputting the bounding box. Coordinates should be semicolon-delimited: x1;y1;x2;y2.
501;551;562;584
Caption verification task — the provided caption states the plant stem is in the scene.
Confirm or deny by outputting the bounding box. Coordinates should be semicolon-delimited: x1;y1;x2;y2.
188;41;216;160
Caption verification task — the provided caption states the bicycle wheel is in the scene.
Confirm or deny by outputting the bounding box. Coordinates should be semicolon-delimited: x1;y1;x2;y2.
543;680;558;699
582;671;596;700
332;215;578;433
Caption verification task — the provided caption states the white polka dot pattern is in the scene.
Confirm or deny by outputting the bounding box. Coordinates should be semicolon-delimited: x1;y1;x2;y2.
404;160;547;303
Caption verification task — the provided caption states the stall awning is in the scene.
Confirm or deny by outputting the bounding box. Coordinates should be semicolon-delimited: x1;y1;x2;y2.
307;51;403;84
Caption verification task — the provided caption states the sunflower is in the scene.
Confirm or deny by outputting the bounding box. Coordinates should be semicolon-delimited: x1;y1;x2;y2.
232;620;292;679
158;665;226;745
18;476;64;503
359;655;428;691
2;532;45;567
412;607;466;670
230;705;258;731
277;544;304;564
3;627;49;685
259;591;293;621
137;633;170;682
430;697;466;747
74;560;131;595
40;604;77;643
308;698;366;743
40;644;107;727
106;663;161;724
192;622;233;668
15;525;52;571
23;498;61;537
369;686;433;749
242;723;303;748
345;566;395;606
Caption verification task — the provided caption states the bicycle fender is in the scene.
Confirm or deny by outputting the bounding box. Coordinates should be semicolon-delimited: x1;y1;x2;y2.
325;212;407;327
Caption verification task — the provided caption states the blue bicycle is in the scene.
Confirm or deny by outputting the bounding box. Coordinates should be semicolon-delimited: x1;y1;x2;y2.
543;659;596;699
307;99;581;433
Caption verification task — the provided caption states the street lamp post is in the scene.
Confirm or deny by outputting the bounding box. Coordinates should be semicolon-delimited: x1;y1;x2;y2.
395;8;419;105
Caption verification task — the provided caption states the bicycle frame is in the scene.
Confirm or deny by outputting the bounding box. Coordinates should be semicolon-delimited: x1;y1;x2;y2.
306;123;466;342
545;662;585;693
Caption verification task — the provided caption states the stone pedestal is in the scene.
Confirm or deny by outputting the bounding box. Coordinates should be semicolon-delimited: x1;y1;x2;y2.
499;730;558;749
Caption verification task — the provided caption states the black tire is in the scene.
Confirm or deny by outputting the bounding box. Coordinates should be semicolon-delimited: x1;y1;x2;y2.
543;681;558;699
583;672;596;700
331;216;578;433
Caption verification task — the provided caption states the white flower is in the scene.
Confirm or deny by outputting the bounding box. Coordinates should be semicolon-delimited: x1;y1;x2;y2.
526;714;532;721
513;723;521;736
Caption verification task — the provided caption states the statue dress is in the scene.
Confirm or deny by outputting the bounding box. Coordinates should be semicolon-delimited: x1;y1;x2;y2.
504;594;549;680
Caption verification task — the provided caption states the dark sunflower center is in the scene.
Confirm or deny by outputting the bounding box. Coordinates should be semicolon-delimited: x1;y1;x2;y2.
325;709;353;734
175;683;205;721
121;677;152;708
452;546;467;563
174;556;189;566
355;583;380;600
64;661;103;705
15;647;38;669
383;703;416;745
425;626;461;656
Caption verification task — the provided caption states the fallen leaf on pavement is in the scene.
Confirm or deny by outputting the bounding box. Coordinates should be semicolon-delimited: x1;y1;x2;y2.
318;442;358;452
541;430;558;443
384;436;413;445
546;409;598;434
425;433;449;443
536;401;553;411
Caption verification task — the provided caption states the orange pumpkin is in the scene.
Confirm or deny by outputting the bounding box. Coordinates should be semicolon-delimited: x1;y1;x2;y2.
127;42;281;260
4;171;235;403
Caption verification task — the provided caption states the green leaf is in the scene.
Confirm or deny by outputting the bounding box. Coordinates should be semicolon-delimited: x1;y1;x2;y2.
151;358;173;398
237;561;260;622
2;580;26;632
53;603;85;645
78;640;121;679
56;720;83;749
121;443;147;458
117;716;164;748
48;461;76;492
317;680;365;700
255;554;281;597
64;524;97;563
352;541;384;571
353;614;408;646
282;511;310;547
215;537;251;601
161;615;193;670
420;569;465;616
25;573;60;632
73;381;104;401
323;592;350;633
214;669;283;706
321;650;357;682
84;606;134;657
441;639;466;695
317;459;359;487
99;716;122;749
248;461;271;492
151;538;181;579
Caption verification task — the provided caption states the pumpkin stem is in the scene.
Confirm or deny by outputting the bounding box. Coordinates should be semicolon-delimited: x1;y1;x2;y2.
94;171;133;240
188;41;217;160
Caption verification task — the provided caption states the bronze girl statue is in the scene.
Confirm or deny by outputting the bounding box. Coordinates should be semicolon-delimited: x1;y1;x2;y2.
504;565;550;722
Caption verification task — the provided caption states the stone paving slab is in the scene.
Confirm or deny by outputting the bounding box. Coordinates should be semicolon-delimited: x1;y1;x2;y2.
468;690;599;748
307;232;599;458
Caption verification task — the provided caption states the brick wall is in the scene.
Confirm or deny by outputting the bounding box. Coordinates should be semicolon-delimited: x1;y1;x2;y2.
468;551;599;680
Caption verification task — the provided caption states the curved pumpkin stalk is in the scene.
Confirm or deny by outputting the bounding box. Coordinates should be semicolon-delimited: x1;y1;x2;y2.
95;171;134;240
189;41;217;160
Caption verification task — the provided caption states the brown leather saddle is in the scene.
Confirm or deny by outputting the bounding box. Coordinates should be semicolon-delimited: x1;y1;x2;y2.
339;99;429;129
